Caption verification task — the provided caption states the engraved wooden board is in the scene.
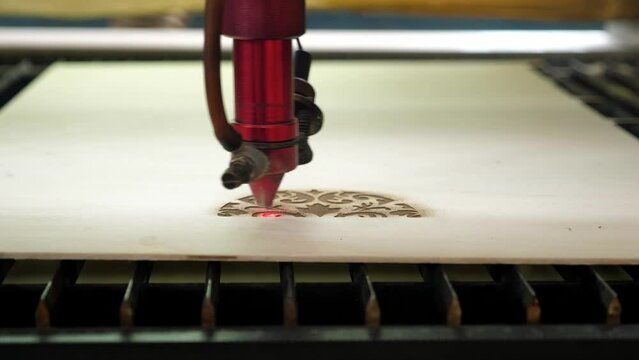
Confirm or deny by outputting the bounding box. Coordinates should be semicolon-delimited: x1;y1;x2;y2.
1;61;638;264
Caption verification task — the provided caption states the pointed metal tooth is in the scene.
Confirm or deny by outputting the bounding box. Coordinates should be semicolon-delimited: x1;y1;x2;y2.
349;264;380;326
280;262;298;326
36;260;84;329
419;264;461;326
120;261;152;328
201;262;221;329
488;265;540;324
555;265;622;325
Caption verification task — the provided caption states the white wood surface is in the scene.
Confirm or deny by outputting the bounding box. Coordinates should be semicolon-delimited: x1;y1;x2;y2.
0;60;638;264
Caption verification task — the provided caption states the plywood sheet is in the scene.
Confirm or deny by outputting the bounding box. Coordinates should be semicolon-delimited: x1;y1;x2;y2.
0;60;638;264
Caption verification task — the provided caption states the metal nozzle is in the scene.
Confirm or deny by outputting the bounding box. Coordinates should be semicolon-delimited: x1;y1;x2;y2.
222;162;251;189
250;173;283;208
221;143;269;189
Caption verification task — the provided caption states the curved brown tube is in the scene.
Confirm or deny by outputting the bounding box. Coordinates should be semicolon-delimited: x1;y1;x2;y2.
204;0;242;151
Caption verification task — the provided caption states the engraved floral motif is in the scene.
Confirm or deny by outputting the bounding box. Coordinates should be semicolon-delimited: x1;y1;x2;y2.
217;190;424;218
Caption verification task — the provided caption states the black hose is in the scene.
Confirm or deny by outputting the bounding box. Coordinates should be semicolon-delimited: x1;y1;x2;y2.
204;0;242;152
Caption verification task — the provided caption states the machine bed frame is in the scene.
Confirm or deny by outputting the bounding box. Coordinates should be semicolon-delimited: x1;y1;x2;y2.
0;260;638;359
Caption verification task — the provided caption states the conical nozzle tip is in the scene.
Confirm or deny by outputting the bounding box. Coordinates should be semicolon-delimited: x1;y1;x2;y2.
250;173;284;208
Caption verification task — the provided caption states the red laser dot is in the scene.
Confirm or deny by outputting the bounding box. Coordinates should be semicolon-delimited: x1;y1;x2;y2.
259;211;283;218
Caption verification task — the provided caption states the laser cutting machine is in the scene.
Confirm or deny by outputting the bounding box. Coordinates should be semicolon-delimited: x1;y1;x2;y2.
1;1;639;359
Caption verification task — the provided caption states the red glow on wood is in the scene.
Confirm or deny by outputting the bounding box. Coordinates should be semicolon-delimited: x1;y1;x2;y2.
259;211;283;218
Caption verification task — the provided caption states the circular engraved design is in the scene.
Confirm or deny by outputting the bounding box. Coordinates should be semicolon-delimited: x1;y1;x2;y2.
217;190;427;218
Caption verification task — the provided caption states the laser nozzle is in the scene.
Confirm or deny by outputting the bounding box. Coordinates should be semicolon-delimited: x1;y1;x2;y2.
250;173;283;208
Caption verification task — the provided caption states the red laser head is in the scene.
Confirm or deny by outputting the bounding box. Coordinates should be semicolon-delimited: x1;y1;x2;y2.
222;0;305;207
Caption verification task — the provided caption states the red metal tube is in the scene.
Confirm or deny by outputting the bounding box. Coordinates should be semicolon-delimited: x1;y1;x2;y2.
232;39;297;144
234;39;292;123
231;39;298;206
